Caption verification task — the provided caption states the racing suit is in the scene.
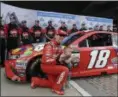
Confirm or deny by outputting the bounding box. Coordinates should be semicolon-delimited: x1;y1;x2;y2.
30;25;42;34
4;23;20;37
31;39;69;91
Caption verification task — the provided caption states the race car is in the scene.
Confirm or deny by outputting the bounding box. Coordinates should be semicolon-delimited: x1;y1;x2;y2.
5;31;118;82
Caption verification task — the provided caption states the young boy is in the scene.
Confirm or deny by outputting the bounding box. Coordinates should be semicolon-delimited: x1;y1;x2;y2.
58;46;73;88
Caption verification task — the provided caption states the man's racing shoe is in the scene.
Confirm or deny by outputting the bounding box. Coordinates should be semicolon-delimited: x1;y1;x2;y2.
52;89;64;95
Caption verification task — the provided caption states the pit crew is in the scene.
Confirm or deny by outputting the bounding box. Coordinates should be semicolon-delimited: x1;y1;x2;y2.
32;26;45;43
59;22;67;32
29;20;42;34
107;25;112;32
7;25;20;54
99;25;104;31
20;20;29;33
0;25;7;67
4;15;18;37
79;22;87;31
69;24;78;34
21;29;33;45
45;20;56;42
31;30;69;95
94;24;99;31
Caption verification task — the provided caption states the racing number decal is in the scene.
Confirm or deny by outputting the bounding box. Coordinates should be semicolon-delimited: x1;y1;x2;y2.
88;50;110;69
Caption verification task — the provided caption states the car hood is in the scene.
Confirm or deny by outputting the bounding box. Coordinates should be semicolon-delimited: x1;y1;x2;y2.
10;43;45;58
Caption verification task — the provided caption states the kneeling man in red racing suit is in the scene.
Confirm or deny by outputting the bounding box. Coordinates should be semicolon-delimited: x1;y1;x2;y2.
31;30;69;95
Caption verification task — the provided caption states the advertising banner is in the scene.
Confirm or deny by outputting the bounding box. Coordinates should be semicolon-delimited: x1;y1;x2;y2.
79;15;113;30
37;11;76;29
1;2;113;30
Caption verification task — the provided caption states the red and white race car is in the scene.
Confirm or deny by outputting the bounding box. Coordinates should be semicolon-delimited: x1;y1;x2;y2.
5;31;118;82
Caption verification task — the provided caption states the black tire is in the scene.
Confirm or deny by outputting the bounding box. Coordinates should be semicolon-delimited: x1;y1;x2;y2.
26;57;46;81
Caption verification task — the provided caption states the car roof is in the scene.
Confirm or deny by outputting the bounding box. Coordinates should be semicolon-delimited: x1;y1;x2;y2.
75;31;117;35
64;31;115;42
62;31;117;46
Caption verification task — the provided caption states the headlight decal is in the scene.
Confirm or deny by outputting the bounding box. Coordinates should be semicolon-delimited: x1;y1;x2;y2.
10;65;19;76
16;60;27;69
15;60;27;77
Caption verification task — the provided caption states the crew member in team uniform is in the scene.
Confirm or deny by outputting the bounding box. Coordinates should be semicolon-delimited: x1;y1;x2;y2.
32;27;45;43
7;25;20;56
21;28;33;45
45;20;56;42
30;20;42;34
99;25;104;31
19;20;29;34
107;25;112;32
69;24;78;34
79;22;87;31
94;24;99;31
58;22;68;33
4;16;19;37
0;25;7;67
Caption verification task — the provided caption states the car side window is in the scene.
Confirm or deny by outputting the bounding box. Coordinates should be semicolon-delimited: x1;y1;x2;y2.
79;33;113;47
79;39;87;47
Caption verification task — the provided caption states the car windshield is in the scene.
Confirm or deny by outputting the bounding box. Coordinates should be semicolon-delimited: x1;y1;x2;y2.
61;33;84;46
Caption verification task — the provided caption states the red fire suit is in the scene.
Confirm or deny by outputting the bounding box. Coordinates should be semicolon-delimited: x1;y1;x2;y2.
31;39;69;91
4;24;21;37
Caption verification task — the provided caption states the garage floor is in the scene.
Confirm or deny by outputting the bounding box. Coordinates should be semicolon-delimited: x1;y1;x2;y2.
1;68;81;96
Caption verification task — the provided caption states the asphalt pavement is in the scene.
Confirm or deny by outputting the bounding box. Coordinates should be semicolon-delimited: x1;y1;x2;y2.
1;68;81;96
1;68;118;96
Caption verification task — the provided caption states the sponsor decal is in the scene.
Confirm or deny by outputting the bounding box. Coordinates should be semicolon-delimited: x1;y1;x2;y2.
17;69;25;73
88;50;110;69
17;71;25;76
27;47;33;51
111;57;118;64
57;72;65;84
111;57;118;68
16;60;27;69
12;48;21;54
107;66;114;69
24;50;32;56
34;44;44;51
21;47;26;51
16;60;24;63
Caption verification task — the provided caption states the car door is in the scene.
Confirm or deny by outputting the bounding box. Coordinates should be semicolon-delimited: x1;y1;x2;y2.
70;32;118;77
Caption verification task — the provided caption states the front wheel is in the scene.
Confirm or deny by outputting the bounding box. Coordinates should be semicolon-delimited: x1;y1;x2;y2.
26;57;46;81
